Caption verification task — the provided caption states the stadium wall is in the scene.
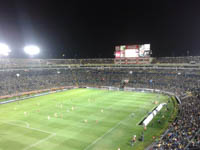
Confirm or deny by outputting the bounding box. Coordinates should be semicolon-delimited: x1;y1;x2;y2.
1;56;200;69
0;86;77;105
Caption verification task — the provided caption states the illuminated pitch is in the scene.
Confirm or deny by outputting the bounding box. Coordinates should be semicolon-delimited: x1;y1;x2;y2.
0;88;176;150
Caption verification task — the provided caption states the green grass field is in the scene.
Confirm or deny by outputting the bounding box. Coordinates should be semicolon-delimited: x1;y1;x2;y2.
0;88;175;150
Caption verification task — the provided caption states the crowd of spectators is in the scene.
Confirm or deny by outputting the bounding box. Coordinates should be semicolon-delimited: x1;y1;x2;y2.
0;67;200;97
153;95;200;150
188;134;200;149
74;68;200;96
0;68;76;96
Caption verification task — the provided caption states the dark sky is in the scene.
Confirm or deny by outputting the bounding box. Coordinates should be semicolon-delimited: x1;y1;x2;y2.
0;0;200;58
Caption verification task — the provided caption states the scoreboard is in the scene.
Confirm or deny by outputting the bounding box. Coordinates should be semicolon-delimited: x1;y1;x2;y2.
115;44;151;58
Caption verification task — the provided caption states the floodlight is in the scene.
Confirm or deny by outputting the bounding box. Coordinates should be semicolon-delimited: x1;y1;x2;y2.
16;73;20;77
0;43;11;56
24;45;40;56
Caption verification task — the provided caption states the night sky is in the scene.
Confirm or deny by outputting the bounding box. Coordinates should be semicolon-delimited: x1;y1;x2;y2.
0;0;200;58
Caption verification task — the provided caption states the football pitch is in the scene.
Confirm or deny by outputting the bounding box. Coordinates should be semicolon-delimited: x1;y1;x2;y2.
0;88;175;150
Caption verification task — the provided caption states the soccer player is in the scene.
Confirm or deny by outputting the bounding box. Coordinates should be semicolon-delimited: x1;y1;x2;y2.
140;132;144;141
144;126;147;131
54;113;57;117
131;135;136;146
131;113;134;118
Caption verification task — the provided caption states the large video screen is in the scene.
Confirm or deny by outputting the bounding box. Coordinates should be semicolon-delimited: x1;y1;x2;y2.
115;44;151;58
125;49;139;57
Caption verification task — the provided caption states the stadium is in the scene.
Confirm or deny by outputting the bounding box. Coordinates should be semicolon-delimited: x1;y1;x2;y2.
0;54;200;150
1;1;200;149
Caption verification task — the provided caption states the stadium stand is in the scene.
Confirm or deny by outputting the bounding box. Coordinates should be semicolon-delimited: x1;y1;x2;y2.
1;56;200;68
0;57;200;149
153;96;200;149
1;67;199;97
152;56;200;64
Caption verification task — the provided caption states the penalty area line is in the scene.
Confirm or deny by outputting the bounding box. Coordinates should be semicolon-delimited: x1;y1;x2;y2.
0;120;53;134
23;133;56;150
0;120;30;128
83;114;131;150
0;120;56;150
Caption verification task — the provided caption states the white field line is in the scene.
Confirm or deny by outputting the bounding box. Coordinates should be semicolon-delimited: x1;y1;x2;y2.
0;120;53;134
83;114;130;150
0;120;56;150
0;120;30;128
23;133;56;150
